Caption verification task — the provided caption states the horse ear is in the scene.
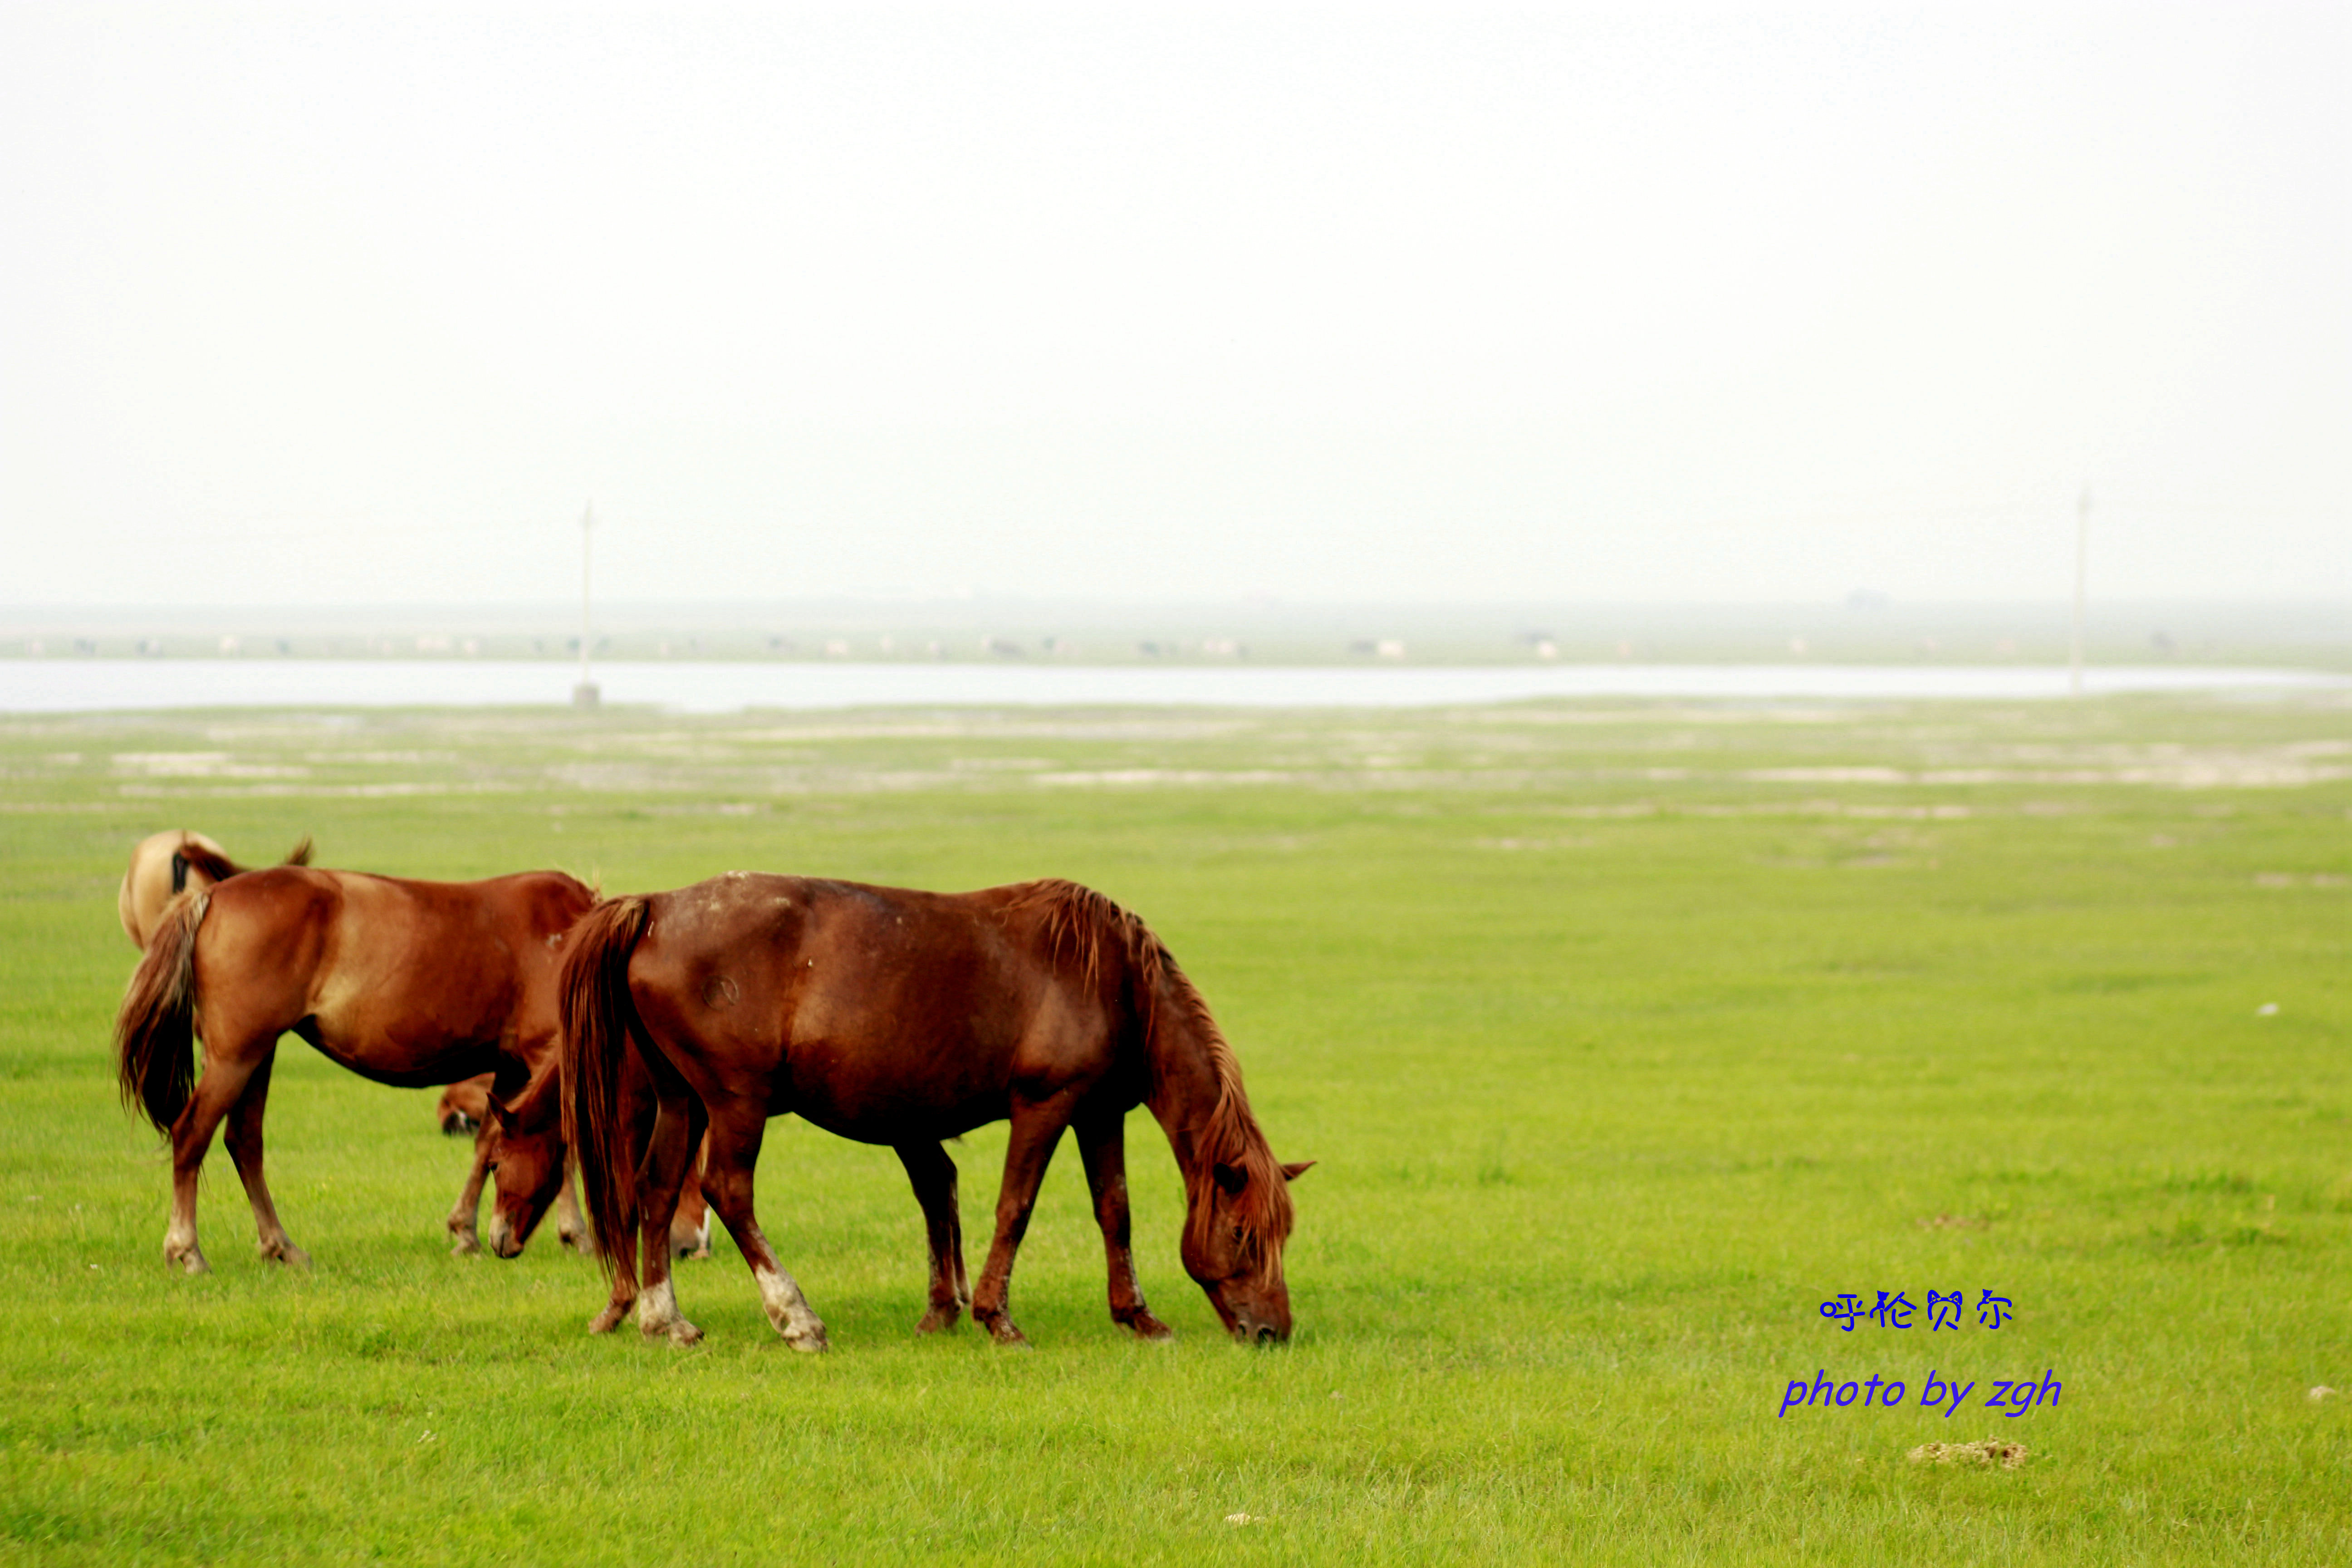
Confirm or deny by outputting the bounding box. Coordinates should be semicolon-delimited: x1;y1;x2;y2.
1280;1160;1315;1182
1212;1161;1249;1196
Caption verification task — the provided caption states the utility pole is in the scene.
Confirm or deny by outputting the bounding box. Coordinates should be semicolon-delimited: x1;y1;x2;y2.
573;502;600;710
2069;487;2090;698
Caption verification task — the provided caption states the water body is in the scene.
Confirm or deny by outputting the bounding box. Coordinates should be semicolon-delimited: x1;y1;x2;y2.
0;660;2342;715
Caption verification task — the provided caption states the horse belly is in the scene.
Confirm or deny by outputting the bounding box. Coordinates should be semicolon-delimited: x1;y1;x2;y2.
781;1035;1014;1145
303;961;510;1088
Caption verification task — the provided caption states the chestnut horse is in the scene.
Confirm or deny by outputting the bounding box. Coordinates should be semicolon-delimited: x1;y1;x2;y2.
558;874;1309;1349
478;1063;714;1264
118;832;587;1256
115;866;594;1272
117;829;311;947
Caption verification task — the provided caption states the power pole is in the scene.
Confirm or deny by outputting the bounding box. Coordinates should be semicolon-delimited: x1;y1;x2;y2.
2069;487;2089;698
573;502;600;710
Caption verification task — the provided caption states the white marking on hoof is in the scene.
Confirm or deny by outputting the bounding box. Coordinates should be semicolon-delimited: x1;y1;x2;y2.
164;1223;207;1274
755;1264;828;1351
260;1240;310;1268
636;1279;703;1345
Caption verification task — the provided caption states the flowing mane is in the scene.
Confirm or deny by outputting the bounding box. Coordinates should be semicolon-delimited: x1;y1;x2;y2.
1005;879;1294;1264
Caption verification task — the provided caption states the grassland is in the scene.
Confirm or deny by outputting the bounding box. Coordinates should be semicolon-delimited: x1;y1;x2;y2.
0;691;2346;1563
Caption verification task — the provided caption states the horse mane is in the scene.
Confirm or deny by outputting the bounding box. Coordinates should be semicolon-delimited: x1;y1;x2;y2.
1004;879;1293;1264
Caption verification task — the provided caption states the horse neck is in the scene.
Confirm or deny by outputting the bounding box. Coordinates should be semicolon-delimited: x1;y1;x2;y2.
1143;1014;1223;1172
1139;973;1254;1180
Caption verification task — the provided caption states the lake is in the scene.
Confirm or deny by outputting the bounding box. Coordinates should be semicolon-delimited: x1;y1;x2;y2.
0;659;2342;714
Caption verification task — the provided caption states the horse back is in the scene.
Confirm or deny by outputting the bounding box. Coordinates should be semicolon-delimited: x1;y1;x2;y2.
200;867;594;1067
627;874;1136;1138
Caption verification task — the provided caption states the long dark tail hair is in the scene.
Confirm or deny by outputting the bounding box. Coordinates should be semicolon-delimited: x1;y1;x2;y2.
116;888;210;1132
559;896;653;1277
169;833;312;892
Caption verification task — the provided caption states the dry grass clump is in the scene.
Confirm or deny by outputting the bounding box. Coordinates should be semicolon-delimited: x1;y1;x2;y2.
1907;1440;2031;1470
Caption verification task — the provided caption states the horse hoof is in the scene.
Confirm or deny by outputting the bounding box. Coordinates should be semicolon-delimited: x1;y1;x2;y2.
263;1243;312;1269
587;1303;632;1334
1122;1313;1174;1341
667;1320;705;1347
915;1305;962;1335
167;1247;210;1276
785;1323;828;1353
981;1317;1030;1348
448;1233;480;1257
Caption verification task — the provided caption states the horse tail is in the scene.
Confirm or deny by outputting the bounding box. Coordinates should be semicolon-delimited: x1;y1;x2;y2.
560;896;652;1278
115;888;209;1133
171;838;240;890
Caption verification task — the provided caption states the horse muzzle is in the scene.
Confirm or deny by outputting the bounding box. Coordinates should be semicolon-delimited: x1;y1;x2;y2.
1230;1310;1290;1346
486;1215;523;1259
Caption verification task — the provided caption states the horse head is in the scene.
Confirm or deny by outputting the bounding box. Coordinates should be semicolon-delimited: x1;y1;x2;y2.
483;1067;568;1259
1181;1153;1313;1343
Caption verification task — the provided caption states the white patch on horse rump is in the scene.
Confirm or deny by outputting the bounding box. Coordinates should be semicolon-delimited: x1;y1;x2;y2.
755;1264;828;1351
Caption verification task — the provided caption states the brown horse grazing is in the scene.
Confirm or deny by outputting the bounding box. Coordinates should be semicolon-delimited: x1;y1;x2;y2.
559;874;1310;1349
481;1065;714;1264
433;1073;598;1259
115;867;595;1272
118;829;313;948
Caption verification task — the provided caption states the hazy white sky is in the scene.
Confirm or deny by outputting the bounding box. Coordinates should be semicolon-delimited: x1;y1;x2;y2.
1;2;2344;606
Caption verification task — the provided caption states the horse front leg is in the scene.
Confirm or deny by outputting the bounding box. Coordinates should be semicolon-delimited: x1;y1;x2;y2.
1076;1108;1168;1340
895;1141;969;1333
971;1091;1082;1348
668;1132;713;1260
699;1105;826;1351
445;1117;496;1255
554;1151;591;1255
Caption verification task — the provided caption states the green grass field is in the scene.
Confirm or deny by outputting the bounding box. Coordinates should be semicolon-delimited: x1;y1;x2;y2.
2;692;2347;1563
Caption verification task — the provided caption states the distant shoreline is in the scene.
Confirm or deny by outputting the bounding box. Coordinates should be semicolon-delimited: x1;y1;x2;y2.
2;660;2342;716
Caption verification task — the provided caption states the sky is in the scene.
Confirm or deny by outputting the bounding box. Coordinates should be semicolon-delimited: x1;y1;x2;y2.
0;2;2344;608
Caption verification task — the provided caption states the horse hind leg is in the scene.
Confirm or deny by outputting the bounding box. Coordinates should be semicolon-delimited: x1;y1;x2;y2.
699;1105;826;1351
162;1035;272;1274
896;1141;969;1334
628;1093;710;1346
221;1048;308;1266
1076;1108;1169;1340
